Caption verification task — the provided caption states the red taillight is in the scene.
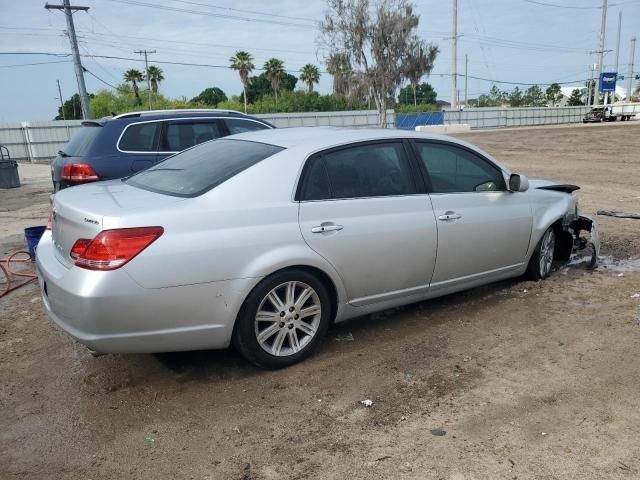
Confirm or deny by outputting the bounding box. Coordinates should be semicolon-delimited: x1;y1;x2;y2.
70;227;164;270
61;163;99;183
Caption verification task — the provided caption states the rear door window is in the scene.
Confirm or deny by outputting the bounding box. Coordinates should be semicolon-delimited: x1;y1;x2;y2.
225;118;270;134
162;120;224;152
125;139;284;197
299;142;416;200
118;122;161;152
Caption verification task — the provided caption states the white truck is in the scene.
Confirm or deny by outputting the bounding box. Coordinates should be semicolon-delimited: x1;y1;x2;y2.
582;102;639;123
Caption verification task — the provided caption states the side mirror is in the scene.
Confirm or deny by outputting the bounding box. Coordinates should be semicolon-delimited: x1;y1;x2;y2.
509;173;529;192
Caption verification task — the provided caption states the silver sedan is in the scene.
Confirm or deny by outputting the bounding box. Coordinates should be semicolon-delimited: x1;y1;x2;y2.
36;128;599;368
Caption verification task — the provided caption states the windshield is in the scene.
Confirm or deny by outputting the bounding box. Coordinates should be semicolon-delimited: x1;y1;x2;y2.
125;139;284;197
62;125;102;157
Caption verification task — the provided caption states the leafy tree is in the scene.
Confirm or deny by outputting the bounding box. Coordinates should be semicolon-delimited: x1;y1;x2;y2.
299;64;321;94
403;44;439;106
146;65;164;94
55;93;94;120
545;83;563;106
190;87;228;106
509;87;524;107
263;58;286;104
326;52;352;98
245;72;297;103
123;69;144;104
567;88;584;106
523;85;545;106
229;50;255;113
321;0;435;127
398;82;437;105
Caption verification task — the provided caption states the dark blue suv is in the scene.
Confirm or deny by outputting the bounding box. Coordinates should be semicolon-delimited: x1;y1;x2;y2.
52;109;274;191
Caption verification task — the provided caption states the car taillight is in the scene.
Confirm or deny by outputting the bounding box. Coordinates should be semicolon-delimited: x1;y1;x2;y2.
61;163;99;183
70;227;164;270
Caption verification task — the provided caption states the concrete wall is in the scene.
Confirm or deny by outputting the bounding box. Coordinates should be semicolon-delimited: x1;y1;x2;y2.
444;106;592;129
0;110;395;163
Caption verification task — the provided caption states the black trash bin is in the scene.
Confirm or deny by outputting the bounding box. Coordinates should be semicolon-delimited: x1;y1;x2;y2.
0;146;20;188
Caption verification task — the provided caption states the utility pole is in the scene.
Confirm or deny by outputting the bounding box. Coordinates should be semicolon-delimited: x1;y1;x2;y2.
45;1;91;119
613;10;622;103
594;0;608;106
56;79;66;120
464;53;468;108
134;49;156;110
451;0;458;110
627;37;636;102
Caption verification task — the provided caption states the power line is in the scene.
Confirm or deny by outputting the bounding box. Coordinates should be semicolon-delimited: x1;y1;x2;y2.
0;59;71;68
0;51;594;86
105;0;315;28
82;66;118;89
167;0;317;23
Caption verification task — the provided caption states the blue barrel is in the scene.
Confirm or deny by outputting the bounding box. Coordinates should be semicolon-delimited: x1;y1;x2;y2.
24;226;47;259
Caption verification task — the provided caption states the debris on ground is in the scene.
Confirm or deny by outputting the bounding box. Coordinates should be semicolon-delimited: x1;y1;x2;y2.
145;435;155;444
405;371;415;381
335;332;354;341
631;293;640;298
430;428;446;436
233;426;241;434
376;455;392;462
597;210;640;219
360;399;373;407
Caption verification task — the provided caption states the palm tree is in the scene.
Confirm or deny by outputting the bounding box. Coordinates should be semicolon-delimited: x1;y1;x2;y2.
146;65;164;94
264;58;285;105
299;64;321;94
123;69;144;104
229;51;254;113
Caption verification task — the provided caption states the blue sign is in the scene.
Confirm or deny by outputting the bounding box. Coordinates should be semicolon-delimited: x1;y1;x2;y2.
599;72;617;92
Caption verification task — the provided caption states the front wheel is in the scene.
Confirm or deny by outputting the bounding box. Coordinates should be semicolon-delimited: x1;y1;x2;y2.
526;227;556;280
232;270;332;369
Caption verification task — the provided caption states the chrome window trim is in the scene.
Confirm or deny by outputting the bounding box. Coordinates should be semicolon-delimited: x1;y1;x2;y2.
116;117;272;154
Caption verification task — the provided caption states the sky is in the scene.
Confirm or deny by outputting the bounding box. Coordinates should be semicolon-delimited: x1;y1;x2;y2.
1;0;639;122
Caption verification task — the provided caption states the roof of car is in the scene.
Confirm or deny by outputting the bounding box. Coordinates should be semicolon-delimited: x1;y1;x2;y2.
228;127;511;174
229;126;453;149
83;109;266;127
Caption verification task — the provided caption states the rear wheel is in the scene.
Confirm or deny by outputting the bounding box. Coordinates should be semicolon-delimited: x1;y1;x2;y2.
526;227;556;280
232;270;331;369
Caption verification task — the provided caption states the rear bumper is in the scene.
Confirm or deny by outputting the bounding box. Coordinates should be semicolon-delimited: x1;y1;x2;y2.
35;231;257;353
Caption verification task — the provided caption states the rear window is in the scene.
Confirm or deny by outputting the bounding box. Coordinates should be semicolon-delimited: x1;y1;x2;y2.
125;139;284;197
63;126;102;157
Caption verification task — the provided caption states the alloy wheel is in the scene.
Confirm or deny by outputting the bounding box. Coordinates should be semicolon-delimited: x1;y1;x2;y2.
254;281;322;357
539;229;555;277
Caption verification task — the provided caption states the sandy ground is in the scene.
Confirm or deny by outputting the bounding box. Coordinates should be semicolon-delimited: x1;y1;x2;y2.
1;122;640;480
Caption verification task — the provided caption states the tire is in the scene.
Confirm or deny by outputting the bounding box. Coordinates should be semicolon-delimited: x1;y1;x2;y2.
232;269;332;369
526;227;556;280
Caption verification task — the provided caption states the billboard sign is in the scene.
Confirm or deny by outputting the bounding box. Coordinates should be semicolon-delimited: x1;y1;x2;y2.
599;72;617;92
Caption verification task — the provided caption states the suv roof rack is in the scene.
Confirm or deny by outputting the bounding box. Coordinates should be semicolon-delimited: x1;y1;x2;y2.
113;109;245;119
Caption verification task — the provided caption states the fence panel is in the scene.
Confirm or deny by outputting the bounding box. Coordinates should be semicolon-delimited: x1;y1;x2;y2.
442;106;591;129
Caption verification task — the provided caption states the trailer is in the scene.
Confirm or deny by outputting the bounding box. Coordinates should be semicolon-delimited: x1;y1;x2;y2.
583;103;639;123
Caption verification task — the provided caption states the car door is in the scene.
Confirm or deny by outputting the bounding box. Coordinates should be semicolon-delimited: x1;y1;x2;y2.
119;120;162;174
412;140;532;289
297;140;438;306
156;118;226;163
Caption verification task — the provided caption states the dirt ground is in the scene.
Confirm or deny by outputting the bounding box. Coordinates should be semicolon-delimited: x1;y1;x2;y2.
1;122;640;480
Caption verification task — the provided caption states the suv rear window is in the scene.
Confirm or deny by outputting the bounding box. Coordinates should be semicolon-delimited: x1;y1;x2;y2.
119;122;160;152
63;125;102;157
125;139;284;197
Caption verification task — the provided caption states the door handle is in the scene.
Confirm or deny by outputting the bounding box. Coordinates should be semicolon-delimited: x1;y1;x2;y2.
311;224;344;233
438;211;462;221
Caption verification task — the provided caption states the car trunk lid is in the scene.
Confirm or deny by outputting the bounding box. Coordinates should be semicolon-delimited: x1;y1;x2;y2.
51;180;184;267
